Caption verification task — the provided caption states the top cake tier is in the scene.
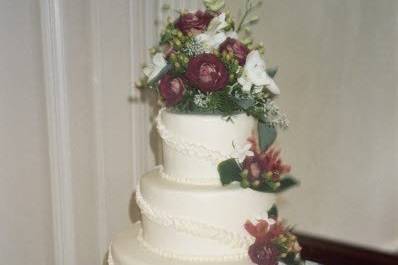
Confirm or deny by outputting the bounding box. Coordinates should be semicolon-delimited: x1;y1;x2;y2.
157;109;256;186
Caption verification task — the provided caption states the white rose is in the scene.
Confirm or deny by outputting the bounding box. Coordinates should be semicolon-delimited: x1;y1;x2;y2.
143;53;167;81
238;50;280;95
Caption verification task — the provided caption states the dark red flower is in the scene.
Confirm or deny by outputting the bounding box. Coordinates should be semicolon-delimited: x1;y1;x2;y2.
185;54;229;92
248;242;279;265
245;218;302;265
159;75;185;106
219;37;250;65
175;11;213;35
242;155;262;183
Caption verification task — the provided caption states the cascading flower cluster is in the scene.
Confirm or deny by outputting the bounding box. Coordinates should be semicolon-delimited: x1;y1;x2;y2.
218;129;298;193
241;137;292;190
244;206;303;265
137;0;289;129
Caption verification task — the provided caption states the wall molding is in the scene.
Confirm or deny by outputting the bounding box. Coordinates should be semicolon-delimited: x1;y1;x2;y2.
39;0;76;265
90;0;108;261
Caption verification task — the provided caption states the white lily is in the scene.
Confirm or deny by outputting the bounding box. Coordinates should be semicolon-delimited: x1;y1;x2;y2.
237;50;280;95
231;142;254;163
143;53;167;81
195;13;230;50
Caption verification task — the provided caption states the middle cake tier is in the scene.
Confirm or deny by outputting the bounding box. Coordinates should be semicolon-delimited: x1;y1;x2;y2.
137;167;276;261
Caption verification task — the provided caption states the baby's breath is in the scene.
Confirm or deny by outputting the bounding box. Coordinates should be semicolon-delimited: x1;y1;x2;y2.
193;92;210;108
181;38;206;57
263;99;289;129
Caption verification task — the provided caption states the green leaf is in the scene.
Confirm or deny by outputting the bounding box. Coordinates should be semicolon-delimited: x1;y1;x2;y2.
276;176;299;193
280;253;305;265
250;176;299;194
251;182;277;193
258;122;277;151
203;0;225;12
266;67;278;78
218;158;242;185
267;204;278;219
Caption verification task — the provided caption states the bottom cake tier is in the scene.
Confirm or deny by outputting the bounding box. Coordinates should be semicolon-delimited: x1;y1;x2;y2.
108;222;255;265
109;223;316;265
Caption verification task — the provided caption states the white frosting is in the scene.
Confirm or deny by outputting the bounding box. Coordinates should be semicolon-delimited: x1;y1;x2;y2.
159;166;221;186
157;109;256;185
137;225;248;262
136;175;252;250
109;223;257;265
138;168;276;259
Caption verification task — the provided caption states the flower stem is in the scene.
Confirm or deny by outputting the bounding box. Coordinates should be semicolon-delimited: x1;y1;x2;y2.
236;0;261;33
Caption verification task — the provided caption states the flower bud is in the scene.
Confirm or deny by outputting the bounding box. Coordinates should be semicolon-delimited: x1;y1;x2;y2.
241;178;250;188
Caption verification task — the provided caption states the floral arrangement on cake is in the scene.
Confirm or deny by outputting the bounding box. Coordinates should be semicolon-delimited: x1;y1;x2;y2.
218;122;299;193
137;1;303;264
245;205;303;265
136;0;288;129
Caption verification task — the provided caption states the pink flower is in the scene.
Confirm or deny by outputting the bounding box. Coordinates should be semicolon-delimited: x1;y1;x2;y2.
159;75;185;106
245;219;284;244
242;140;291;185
185;53;229;92
244;220;270;243
259;147;291;181
175;11;214;35
219;37;250;65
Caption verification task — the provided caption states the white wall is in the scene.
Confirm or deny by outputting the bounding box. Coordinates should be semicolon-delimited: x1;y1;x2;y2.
0;0;203;264
0;0;169;264
228;0;398;252
0;1;54;264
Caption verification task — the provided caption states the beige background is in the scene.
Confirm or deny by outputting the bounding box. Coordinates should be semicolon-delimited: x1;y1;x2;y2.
0;0;397;265
228;0;398;251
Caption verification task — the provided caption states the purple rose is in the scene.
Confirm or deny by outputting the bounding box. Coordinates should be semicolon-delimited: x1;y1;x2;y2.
185;54;229;92
219;37;250;65
248;243;279;265
175;11;214;35
159;75;185;106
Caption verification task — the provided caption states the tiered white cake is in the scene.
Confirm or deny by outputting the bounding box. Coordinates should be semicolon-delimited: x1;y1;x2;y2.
109;110;276;265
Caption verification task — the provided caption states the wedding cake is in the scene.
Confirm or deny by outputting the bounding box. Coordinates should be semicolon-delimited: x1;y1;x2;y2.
109;1;303;265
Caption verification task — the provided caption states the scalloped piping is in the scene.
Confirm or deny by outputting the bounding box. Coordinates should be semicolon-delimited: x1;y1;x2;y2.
156;108;230;164
135;184;252;250
136;223;248;263
159;166;221;186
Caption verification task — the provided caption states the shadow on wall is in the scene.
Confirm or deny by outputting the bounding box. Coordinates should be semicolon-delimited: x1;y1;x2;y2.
129;191;141;223
130;84;163;166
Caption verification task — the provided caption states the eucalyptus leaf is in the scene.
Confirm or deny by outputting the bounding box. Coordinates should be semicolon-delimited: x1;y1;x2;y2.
266;67;278;78
258;122;277;151
218;158;242;185
234;97;256;110
267;204;278;219
276;176;299;193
